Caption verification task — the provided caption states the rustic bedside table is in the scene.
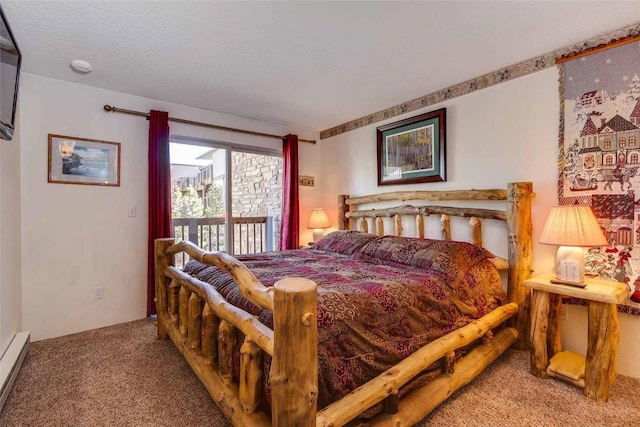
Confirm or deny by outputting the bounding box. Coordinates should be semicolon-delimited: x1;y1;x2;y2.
522;273;628;402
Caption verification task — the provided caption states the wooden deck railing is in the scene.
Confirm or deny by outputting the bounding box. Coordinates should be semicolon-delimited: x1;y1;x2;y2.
173;216;273;267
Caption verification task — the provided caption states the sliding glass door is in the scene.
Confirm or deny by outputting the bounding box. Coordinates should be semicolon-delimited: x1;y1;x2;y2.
170;138;282;264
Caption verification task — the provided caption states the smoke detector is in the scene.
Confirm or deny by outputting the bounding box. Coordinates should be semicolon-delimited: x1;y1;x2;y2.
70;59;93;73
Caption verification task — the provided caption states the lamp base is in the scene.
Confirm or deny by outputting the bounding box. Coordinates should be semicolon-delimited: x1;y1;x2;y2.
312;229;324;243
554;245;586;285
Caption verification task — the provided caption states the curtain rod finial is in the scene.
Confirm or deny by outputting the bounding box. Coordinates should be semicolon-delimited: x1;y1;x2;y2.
103;105;114;112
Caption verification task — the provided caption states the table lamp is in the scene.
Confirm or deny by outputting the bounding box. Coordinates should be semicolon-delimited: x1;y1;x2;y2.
307;208;330;243
539;205;607;287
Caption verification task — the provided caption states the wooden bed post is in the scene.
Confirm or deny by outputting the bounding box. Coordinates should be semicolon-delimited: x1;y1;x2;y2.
155;238;175;340
338;194;349;230
270;278;318;427
507;182;534;349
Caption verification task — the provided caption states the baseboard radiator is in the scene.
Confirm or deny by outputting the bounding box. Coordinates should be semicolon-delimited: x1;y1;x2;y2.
0;331;30;412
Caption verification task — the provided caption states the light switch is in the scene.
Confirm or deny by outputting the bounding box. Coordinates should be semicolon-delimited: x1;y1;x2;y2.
128;205;137;217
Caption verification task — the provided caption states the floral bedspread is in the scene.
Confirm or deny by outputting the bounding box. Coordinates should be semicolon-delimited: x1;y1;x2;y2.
182;232;505;409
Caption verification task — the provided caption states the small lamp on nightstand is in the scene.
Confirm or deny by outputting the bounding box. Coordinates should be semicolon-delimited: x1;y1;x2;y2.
539;205;608;287
308;208;331;243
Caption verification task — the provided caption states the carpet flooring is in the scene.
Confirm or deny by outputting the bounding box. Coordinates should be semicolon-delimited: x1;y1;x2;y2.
2;318;639;426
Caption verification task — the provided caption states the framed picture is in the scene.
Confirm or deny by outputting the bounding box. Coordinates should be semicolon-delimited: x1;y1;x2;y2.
377;108;446;185
48;134;120;186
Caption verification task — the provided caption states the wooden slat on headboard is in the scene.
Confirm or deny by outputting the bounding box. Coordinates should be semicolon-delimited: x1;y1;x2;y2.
344;188;508;205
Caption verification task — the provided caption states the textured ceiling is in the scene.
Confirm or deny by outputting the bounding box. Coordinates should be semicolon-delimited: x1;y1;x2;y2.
3;1;640;133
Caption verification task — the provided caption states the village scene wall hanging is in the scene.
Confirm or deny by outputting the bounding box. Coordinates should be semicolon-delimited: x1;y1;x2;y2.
558;36;640;315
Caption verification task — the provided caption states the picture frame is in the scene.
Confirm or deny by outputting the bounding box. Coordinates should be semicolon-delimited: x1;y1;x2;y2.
48;134;120;186
377;108;446;185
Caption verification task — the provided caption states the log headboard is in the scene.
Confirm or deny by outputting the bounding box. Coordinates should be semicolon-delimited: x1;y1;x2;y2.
337;181;534;349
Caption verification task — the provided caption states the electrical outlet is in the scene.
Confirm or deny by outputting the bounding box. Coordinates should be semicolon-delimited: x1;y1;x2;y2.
561;306;568;321
94;287;104;300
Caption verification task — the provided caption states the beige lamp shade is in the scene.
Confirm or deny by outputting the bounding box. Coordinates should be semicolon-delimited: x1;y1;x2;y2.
539;205;607;285
307;208;330;230
539;205;607;247
308;208;330;243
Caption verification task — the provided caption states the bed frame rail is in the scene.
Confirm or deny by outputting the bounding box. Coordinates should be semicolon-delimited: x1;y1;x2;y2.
316;304;518;426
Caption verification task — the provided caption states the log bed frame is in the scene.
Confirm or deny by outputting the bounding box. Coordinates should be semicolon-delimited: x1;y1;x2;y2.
154;181;533;426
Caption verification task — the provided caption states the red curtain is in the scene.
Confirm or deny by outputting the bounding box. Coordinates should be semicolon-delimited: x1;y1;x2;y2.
280;134;299;250
147;110;172;316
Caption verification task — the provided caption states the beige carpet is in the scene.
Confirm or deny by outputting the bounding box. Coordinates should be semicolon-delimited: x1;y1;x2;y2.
2;318;639;426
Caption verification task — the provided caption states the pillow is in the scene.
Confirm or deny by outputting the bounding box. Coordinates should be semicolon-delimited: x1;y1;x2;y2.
311;230;378;256
354;235;495;278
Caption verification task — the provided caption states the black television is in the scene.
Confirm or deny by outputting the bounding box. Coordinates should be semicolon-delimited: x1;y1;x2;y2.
0;4;20;141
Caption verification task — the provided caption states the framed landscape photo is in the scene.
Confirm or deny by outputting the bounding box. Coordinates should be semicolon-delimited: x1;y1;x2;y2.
48;134;120;186
377;108;446;186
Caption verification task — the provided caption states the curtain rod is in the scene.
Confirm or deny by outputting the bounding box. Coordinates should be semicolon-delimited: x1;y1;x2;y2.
102;105;316;144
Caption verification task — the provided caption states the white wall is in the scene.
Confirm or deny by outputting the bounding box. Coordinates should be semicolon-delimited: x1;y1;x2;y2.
19;73;319;341
0;103;22;355
321;68;640;378
299;139;326;245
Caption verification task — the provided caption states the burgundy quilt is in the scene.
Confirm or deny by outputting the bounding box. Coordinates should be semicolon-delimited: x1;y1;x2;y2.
182;231;506;409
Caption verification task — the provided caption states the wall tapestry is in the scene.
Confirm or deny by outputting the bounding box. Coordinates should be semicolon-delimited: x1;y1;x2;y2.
558;36;640;315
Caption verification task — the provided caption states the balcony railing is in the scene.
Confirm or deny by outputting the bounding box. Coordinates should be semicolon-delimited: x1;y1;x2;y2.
173;176;196;191
172;216;273;267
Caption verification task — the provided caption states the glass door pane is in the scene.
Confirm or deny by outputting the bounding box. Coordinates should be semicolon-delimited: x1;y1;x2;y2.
231;151;283;253
170;142;228;266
